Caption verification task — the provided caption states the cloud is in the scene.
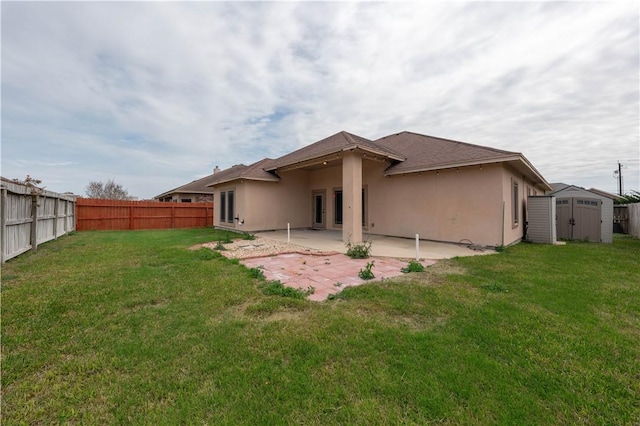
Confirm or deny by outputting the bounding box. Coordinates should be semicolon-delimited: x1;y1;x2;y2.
2;2;638;198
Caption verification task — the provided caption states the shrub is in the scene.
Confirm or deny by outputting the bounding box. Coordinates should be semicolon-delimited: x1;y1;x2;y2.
346;240;372;259
248;267;265;279
358;261;375;280
259;280;314;299
401;260;425;273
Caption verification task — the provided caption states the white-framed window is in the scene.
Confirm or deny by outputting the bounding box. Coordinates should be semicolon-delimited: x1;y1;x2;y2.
512;179;519;226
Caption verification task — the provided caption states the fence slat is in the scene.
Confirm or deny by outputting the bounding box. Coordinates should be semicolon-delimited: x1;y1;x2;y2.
75;199;213;231
1;181;76;263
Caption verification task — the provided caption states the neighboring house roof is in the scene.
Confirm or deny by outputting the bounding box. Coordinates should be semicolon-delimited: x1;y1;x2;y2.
155;173;217;199
266;131;405;171
207;159;279;187
549;183;571;193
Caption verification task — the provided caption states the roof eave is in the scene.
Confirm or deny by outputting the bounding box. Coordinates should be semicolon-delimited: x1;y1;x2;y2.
384;154;553;191
207;176;280;187
384;156;519;176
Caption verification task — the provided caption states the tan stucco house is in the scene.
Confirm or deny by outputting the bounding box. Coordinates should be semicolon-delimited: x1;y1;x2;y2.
208;131;551;247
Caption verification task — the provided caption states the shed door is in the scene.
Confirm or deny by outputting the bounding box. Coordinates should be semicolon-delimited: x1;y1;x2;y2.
556;199;572;240
555;198;601;241
572;198;601;242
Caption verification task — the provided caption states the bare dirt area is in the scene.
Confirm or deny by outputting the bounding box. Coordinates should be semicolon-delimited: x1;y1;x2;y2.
195;237;337;259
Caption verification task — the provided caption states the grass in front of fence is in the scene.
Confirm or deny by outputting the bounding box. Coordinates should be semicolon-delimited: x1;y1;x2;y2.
2;229;639;424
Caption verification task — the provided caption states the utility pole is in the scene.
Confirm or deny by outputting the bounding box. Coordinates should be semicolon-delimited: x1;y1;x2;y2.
617;161;623;196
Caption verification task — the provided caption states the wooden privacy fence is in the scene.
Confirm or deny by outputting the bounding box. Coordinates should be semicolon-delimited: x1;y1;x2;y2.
76;199;213;231
1;180;76;263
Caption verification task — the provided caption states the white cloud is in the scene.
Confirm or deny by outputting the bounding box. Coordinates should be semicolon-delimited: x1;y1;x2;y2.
2;1;638;198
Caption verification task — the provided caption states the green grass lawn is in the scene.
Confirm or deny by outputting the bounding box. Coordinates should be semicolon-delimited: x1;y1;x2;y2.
2;229;639;425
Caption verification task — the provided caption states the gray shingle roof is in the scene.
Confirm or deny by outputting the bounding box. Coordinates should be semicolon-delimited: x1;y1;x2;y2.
206;130;550;190
376;131;520;175
207;159;279;187
266;131;404;171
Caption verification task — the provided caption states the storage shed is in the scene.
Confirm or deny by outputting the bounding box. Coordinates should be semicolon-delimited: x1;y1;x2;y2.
526;195;557;244
547;183;614;243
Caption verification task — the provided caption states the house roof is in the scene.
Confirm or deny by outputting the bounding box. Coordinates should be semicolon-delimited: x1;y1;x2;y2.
207;159;279;187
377;131;551;189
377;131;518;173
266;131;405;171
207;130;551;190
155;173;218;199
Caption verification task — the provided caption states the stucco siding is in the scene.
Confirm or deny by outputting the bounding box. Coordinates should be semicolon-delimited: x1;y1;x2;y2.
500;166;548;246
240;170;311;231
369;164;505;246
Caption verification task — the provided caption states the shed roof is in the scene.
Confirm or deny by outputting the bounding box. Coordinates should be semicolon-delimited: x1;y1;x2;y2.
548;183;617;201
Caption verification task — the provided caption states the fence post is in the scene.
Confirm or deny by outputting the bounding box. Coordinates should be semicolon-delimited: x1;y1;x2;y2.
171;205;175;229
1;188;7;263
30;194;39;252
53;197;59;239
129;205;134;230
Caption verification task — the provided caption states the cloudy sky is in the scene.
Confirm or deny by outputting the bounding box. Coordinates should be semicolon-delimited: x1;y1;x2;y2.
2;1;638;199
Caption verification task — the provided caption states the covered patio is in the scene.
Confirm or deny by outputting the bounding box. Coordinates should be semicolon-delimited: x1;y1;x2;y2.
255;229;494;260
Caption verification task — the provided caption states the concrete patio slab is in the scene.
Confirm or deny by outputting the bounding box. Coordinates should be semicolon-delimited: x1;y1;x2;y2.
255;229;494;260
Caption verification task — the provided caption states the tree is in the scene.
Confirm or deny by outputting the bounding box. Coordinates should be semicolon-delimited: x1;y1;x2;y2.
85;179;132;200
13;175;44;195
615;190;640;205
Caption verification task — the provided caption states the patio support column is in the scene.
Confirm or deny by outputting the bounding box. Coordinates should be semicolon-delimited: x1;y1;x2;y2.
342;150;363;243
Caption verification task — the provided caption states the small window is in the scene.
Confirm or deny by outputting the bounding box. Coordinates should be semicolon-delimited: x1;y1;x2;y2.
181;198;192;203
227;190;235;223
220;192;226;222
512;180;519;226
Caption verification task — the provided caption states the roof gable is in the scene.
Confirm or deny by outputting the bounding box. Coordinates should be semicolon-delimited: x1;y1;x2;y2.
267;131;404;171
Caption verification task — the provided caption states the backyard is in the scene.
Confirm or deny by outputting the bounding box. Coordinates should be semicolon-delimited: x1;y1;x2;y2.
1;228;639;425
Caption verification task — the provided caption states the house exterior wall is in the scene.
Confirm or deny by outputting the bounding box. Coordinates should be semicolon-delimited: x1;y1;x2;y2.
368;163;506;246
217;170;311;232
214;161;547;247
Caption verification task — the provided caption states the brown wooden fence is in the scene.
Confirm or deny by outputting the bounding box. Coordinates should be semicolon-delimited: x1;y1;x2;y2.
76;199;213;231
